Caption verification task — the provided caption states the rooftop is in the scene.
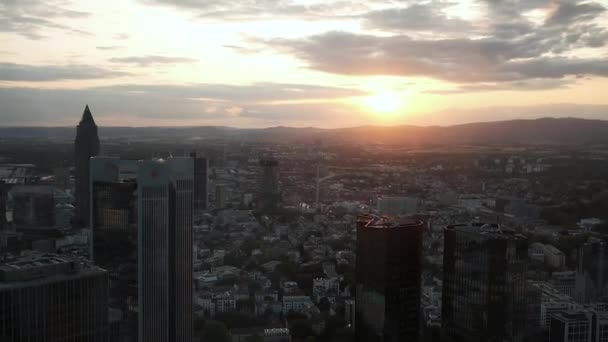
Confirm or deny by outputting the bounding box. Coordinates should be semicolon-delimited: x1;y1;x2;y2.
445;222;525;239
358;214;423;230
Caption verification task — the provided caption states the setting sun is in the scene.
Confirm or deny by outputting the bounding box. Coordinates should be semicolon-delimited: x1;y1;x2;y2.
366;92;402;114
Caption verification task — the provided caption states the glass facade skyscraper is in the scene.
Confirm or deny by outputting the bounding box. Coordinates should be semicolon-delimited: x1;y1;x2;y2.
355;214;424;342
138;158;193;342
442;223;528;342
0;255;109;342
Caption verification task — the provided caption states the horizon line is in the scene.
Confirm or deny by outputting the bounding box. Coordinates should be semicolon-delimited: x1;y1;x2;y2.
0;116;606;130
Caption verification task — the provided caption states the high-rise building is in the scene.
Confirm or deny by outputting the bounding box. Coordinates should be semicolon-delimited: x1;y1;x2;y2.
90;157;138;267
576;237;608;303
74;105;100;227
0;254;109;342
355;214;424;342
442;223;528;342
215;184;226;209
257;159;280;212
0;181;7;230
190;152;208;211
90;157;139;340
138;158;193;342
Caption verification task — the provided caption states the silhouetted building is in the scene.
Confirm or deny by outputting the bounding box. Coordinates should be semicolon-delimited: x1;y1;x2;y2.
90;157;138;267
10;185;55;227
90;158;139;341
138;158;193;342
442;223;528;342
257;159;280;212
576;237;608;303
0;181;7;230
355;214;424;342
190;152;208;211
0;255;109;341
216;184;226;209
74;105;100;227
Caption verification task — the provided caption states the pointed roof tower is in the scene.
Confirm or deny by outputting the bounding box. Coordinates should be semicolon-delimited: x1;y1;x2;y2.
79;104;96;126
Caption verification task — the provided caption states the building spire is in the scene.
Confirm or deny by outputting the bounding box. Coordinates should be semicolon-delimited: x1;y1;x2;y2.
79;104;96;126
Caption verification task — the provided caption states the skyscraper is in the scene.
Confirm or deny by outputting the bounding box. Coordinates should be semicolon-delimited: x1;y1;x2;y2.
0;254;109;342
442;223;528;342
355;214;424;342
138;158;193;342
90;157;139;340
0;181;8;230
257;158;280;212
575;237;608;303
74;105;100;227
90;157;138;267
189;152;208;211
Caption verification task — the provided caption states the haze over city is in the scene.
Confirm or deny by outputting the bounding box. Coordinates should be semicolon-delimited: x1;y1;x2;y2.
2;0;608;127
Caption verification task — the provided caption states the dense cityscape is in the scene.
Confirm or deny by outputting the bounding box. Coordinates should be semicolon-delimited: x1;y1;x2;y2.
0;106;607;342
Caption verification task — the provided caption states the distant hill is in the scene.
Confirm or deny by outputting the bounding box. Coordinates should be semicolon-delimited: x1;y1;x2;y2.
1;118;607;145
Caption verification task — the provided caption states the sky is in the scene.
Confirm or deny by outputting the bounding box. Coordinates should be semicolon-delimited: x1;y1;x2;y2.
1;0;608;128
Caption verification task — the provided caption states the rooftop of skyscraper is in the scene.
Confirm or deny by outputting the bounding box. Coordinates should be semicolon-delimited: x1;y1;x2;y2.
358;214;423;229
445;222;526;240
0;254;105;289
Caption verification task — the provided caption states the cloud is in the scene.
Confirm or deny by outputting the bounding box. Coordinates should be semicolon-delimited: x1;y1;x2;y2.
108;55;199;66
363;4;473;33
264;17;608;84
114;33;130;40
427;79;575;94
140;0;368;20
546;1;606;26
91;82;368;101
0;83;368;126
0;0;91;39
96;46;123;51
0;63;131;81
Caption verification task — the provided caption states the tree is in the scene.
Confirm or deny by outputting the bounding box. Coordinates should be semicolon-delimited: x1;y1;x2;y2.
318;297;331;313
200;321;230;342
245;334;264;342
290;319;313;339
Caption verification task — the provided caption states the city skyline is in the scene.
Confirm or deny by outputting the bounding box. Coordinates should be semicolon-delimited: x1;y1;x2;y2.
1;0;608;127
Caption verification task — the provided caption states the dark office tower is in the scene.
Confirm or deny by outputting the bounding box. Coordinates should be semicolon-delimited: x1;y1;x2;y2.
575;237;608;303
138;158;193;342
442;223;528;342
257;158;280;212
189;152;208;211
0;255;109;342
90;157;138;266
0;181;7;230
74;105;100;227
355;214;424;342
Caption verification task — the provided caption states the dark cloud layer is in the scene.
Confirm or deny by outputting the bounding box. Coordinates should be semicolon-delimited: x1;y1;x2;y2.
0;63;131;81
